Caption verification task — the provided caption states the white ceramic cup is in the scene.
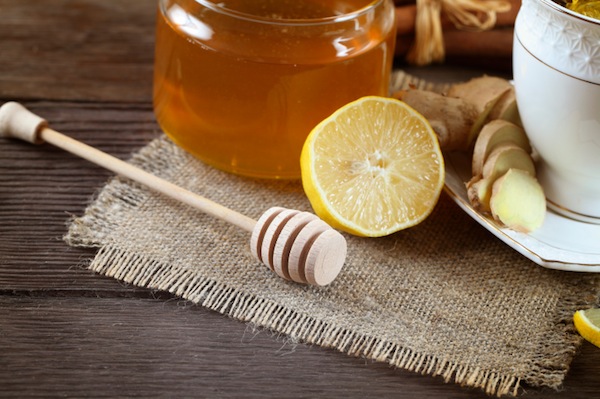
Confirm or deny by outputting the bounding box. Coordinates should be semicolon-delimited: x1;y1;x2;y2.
513;0;600;223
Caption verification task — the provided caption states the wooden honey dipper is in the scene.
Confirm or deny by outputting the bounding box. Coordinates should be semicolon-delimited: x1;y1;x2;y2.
0;102;347;286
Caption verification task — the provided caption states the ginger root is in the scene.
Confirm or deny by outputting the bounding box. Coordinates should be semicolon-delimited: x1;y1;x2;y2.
393;75;518;152
490;169;546;233
488;89;522;127
446;76;512;115
447;76;513;145
467;144;536;212
394;89;478;151
471;120;531;177
466;120;546;232
391;74;546;233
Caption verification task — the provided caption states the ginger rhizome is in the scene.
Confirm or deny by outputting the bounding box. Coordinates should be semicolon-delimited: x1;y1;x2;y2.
471;120;531;177
393;75;546;233
446;76;513;145
490;169;546;233
393;89;477;151
468;120;545;233
467;144;536;213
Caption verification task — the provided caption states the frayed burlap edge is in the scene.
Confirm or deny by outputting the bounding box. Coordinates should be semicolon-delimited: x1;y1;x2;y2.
80;244;522;397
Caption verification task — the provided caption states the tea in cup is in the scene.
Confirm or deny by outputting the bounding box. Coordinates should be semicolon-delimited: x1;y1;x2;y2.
513;0;600;223
153;0;397;179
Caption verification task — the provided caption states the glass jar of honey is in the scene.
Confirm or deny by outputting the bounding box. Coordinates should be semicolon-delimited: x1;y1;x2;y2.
153;0;396;179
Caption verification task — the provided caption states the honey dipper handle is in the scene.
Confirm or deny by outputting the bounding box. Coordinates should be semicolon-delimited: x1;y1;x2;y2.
0;102;257;233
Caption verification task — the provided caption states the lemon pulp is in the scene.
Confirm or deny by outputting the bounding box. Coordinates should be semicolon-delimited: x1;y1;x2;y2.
301;96;445;237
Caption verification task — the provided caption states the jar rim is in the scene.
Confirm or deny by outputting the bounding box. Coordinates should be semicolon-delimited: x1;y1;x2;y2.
195;0;386;26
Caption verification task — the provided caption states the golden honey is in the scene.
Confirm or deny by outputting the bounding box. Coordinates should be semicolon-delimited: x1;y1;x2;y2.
153;0;396;179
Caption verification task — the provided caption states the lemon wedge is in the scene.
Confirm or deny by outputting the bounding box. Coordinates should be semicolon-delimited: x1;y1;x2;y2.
574;308;600;348
300;96;445;237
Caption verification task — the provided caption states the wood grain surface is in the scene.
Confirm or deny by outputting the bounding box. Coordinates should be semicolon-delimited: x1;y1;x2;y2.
1;1;598;397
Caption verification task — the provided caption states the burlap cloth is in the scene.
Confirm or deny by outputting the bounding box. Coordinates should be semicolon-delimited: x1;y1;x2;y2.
65;72;600;397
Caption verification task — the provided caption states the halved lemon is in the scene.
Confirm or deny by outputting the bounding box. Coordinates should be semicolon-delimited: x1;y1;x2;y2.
574;308;600;348
300;96;445;237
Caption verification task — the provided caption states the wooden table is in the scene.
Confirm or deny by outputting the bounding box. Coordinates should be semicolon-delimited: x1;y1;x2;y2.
1;1;598;397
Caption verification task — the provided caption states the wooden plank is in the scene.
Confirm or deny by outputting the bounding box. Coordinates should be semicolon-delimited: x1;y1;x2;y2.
2;295;597;398
0;0;156;102
0;1;598;398
0;0;508;104
0;102;159;291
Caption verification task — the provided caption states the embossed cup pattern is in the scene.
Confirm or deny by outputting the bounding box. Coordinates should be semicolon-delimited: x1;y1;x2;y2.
514;0;600;223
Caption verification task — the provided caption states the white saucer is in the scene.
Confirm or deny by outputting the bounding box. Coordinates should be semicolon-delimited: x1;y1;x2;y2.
444;151;600;272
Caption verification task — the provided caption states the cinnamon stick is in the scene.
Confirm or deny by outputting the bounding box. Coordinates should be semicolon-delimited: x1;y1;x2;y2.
395;0;520;36
395;27;514;57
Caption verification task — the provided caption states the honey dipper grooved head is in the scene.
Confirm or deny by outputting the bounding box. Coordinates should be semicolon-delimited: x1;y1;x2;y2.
251;207;347;286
